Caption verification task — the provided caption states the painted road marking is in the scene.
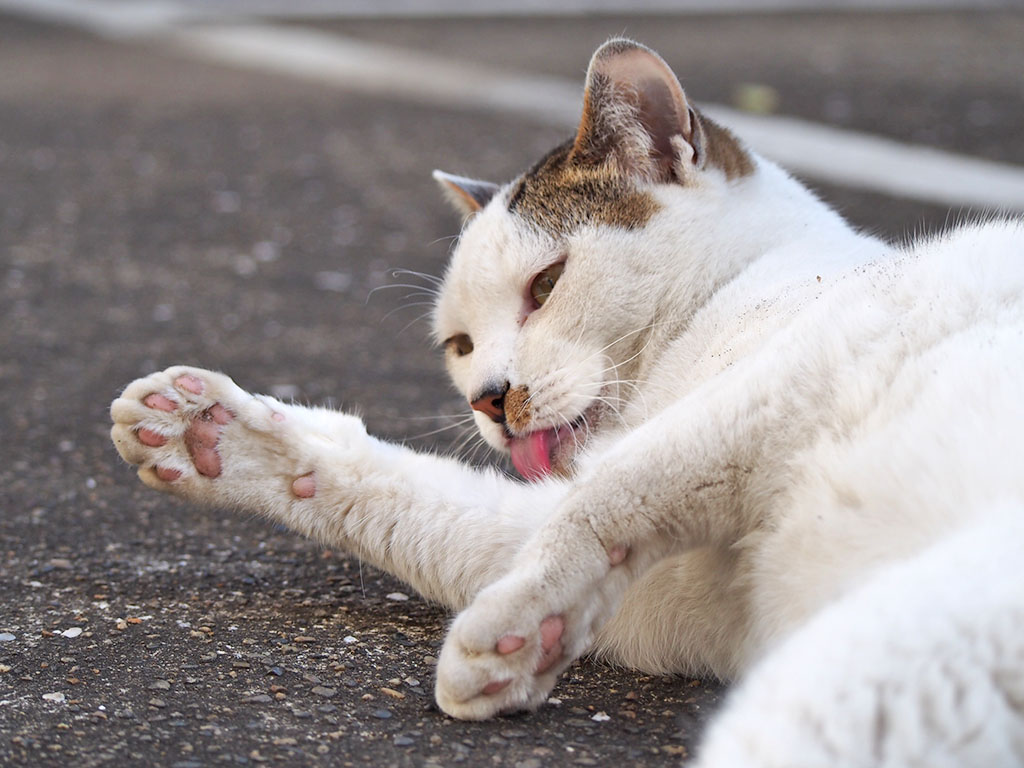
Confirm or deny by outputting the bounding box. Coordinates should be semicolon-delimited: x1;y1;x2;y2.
3;0;1024;211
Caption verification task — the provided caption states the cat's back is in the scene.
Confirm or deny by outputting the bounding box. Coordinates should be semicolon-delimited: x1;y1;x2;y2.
622;218;1024;439
897;218;1024;305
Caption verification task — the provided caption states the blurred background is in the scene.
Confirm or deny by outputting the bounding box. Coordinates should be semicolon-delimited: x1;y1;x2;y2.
2;2;1023;766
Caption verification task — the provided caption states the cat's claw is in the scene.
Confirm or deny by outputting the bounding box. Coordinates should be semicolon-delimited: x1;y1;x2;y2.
110;366;314;504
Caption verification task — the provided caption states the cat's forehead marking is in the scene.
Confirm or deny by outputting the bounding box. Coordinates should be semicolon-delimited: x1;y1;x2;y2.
506;139;661;235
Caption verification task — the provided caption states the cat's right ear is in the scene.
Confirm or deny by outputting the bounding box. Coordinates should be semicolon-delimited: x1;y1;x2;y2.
433;170;500;219
569;38;704;184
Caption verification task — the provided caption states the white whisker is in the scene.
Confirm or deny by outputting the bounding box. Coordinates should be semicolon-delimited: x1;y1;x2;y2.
406;417;479;441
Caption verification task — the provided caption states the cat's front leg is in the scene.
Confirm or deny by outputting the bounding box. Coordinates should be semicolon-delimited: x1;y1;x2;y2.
434;503;633;718
434;480;732;719
111;366;563;609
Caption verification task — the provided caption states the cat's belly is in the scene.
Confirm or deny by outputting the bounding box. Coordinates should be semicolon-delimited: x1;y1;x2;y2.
592;546;753;679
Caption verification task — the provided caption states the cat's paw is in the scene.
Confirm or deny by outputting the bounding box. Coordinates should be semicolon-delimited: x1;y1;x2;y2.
110;366;316;505
434;575;573;719
435;536;626;720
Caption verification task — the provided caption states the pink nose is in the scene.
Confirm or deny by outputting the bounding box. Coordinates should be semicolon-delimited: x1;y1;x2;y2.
471;387;506;423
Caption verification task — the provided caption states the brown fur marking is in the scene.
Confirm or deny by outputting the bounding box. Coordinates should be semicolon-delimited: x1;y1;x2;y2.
507;138;661;236
504;385;533;432
694;109;755;180
507;111;751;236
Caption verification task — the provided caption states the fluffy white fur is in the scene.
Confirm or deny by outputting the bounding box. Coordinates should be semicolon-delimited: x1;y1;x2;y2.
111;39;1024;766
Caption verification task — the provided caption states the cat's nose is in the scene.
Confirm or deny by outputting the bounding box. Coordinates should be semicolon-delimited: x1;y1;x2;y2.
470;382;509;424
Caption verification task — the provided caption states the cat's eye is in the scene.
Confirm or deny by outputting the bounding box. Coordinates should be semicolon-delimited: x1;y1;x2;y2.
445;333;474;357
529;261;565;307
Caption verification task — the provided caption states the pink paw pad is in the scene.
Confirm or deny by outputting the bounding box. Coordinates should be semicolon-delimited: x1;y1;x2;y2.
184;404;235;478
143;393;177;412
175;374;204;395
496;635;525;655
534;615;565;675
155;466;182;482
205;403;234;425
137;428;167;447
291;473;316;499
482;679;511;695
608;545;629;566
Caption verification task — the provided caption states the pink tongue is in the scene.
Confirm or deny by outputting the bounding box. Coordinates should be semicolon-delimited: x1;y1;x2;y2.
509;429;554;482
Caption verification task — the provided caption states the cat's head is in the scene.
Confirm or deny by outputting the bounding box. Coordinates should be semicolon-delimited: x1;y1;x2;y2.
431;39;755;481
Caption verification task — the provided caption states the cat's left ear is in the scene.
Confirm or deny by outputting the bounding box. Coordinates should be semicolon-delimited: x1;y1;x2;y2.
569;39;705;184
433;170;500;218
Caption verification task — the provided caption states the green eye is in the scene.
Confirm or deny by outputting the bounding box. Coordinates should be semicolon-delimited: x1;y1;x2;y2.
529;262;565;307
445;333;474;357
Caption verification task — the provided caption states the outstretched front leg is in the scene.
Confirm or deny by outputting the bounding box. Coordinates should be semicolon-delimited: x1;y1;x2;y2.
111;366;566;610
435;364;788;719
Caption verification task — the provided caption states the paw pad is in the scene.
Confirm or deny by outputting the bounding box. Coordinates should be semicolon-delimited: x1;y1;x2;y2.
608;545;629;566
174;374;205;395
496;635;525;654
291;473;316;499
137;428;167;447
482;679;511;695
143;393;177;412
535;615;565;674
154;466;182;482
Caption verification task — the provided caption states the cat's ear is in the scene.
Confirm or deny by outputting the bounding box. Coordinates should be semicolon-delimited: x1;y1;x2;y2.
569;39;705;184
433;170;500;218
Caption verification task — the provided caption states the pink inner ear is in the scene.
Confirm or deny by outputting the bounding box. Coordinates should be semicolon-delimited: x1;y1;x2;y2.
578;42;694;182
599;48;691;132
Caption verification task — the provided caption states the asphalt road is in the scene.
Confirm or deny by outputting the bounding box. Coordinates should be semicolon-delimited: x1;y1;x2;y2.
1;8;1022;767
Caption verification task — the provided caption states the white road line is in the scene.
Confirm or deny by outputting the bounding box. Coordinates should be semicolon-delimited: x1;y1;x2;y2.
173;24;1024;212
3;0;1024;211
173;25;584;120
117;0;1014;18
701;105;1024;211
0;0;189;37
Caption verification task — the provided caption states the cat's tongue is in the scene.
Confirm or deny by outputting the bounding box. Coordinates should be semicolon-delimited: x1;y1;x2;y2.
509;429;554;482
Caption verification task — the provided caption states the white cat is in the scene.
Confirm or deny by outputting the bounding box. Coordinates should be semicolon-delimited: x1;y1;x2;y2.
111;39;1024;766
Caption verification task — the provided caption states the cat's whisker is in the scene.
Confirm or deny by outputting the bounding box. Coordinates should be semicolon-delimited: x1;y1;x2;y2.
579;319;674;366
379;303;432;325
607;377;652;421
450;425;486;461
396;309;439;335
392;411;474;422
594;329;663;378
379;293;438;315
367;282;441;303
391;268;445;286
586;393;629;430
462;434;494;467
406;418;480;441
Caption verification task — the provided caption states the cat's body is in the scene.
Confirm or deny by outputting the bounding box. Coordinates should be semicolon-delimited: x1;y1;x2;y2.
111;40;1024;765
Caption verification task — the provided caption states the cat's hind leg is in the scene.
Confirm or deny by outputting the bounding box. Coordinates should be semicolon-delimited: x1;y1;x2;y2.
692;507;1024;768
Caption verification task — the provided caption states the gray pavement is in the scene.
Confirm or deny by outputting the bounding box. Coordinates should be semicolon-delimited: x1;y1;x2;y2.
1;8;1022;767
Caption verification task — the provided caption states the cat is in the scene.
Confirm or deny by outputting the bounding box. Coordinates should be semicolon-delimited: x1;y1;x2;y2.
110;38;1024;766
